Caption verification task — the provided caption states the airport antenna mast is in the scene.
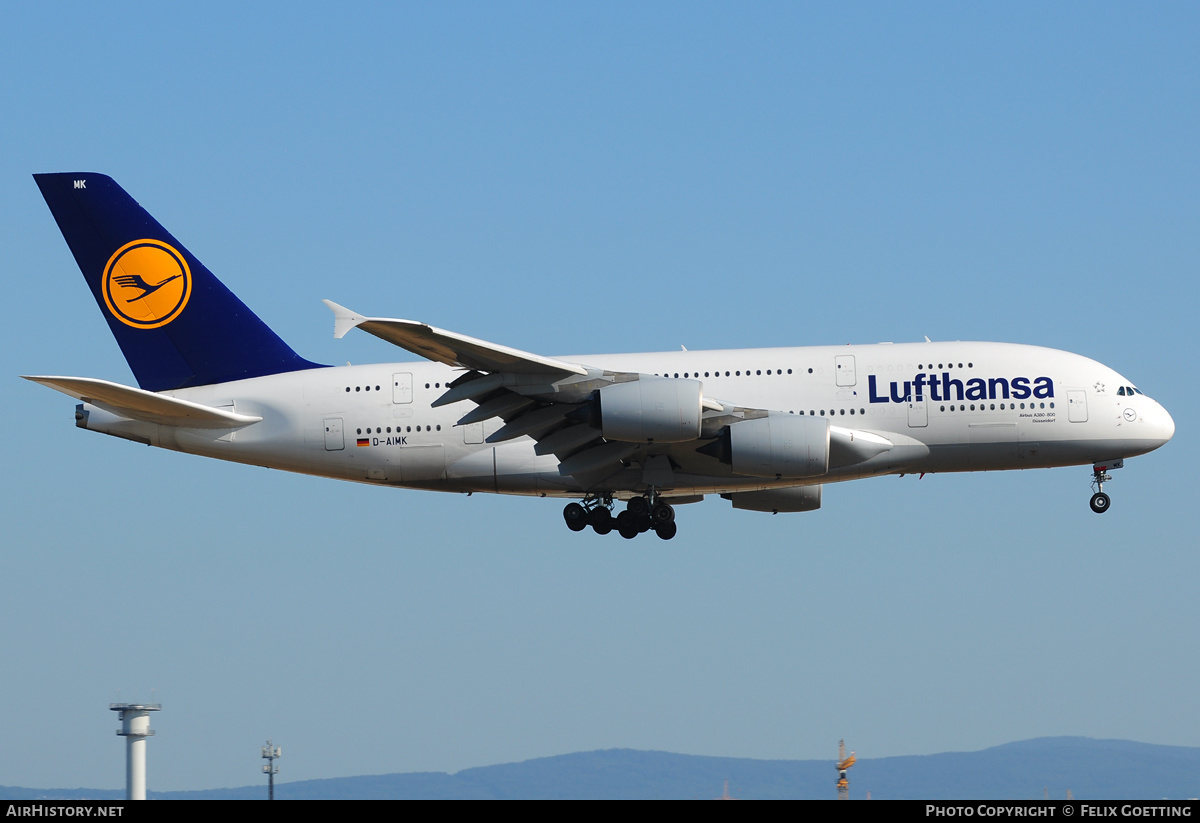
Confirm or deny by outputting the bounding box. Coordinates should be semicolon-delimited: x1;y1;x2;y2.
262;740;282;800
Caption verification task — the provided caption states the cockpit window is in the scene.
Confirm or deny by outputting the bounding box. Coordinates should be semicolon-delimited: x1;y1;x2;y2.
1118;387;1126;396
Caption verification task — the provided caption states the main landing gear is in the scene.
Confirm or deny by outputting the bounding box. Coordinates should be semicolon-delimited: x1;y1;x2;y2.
562;493;677;540
1089;461;1122;514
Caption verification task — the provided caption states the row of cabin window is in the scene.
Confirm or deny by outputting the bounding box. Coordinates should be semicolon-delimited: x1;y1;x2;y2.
344;382;447;392
358;425;441;434
941;402;1053;411
658;369;797;378
656;362;977;380
787;401;1054;417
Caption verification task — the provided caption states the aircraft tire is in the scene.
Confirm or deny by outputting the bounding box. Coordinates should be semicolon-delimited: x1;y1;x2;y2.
589;507;613;534
654;521;678;540
1089;492;1111;514
627;496;648;515
564;502;589;531
651;503;675;526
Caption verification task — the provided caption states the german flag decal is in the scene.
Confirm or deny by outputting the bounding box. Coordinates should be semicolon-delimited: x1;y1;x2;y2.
356;438;369;447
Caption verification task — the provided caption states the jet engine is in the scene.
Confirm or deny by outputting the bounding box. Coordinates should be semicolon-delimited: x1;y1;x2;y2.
592;378;704;443
702;412;830;478
724;485;823;513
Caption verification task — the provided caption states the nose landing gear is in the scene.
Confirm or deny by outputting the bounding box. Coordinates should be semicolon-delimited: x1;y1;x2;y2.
1089;460;1122;514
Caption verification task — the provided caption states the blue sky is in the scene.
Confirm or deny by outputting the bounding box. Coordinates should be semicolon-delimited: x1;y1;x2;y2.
2;2;1197;793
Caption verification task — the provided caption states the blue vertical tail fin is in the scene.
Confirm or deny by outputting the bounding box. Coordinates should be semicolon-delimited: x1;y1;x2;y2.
34;172;324;392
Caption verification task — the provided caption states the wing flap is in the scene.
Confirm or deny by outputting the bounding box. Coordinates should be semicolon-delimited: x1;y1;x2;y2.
23;376;262;429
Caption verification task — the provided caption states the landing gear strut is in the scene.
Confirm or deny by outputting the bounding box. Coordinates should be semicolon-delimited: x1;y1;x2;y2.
1089;462;1118;514
562;492;678;539
630;490;676;540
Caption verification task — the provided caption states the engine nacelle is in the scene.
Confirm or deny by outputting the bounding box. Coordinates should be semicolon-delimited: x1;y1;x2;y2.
726;412;829;478
724;485;822;513
597;378;703;443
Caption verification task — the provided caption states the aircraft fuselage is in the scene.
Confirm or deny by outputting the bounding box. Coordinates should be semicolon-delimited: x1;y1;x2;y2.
79;340;1174;500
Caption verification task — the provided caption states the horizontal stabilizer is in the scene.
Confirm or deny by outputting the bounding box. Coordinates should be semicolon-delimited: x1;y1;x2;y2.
23;376;263;429
323;300;587;377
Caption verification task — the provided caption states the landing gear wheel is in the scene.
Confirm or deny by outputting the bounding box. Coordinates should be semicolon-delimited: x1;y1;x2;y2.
616;510;638;538
563;502;588;531
589;507;613;535
654;521;678;540
651;503;675;526
627;496;649;515
1089;465;1115;515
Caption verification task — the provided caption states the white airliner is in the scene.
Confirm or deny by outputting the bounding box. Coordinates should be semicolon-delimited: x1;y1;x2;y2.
27;173;1175;540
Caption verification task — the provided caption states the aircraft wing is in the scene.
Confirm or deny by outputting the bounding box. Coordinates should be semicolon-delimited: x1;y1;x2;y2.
23;376;263;429
326;301;726;487
324;302;890;489
323;300;587;377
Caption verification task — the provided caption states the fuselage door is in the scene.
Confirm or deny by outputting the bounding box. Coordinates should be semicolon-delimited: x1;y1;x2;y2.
835;355;857;387
907;395;928;427
1067;389;1088;422
323;417;345;451
393;372;413;404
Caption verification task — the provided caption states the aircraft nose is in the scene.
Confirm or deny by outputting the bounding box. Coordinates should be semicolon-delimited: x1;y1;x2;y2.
1151;403;1175;448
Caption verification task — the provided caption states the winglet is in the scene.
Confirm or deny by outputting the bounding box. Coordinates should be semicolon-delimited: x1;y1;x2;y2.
323;299;367;339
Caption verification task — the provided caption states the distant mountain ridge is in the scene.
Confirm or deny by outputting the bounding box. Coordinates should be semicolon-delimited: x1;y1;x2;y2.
4;737;1197;800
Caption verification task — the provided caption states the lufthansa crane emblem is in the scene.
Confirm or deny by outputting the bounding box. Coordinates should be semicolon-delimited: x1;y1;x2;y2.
102;239;192;329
